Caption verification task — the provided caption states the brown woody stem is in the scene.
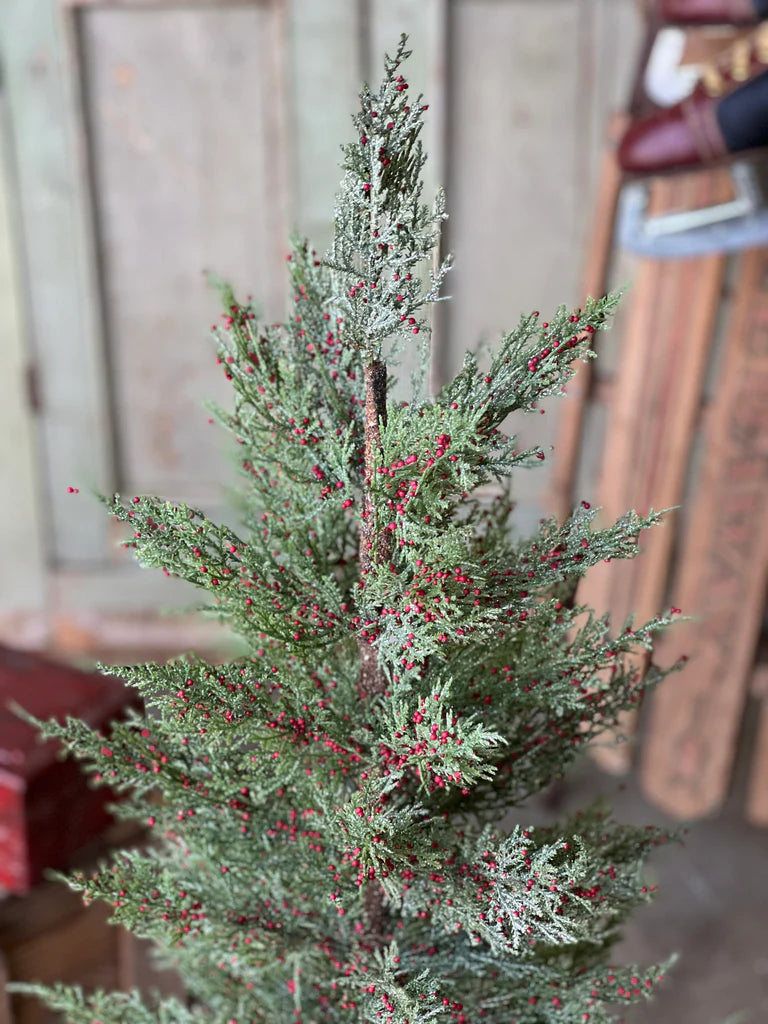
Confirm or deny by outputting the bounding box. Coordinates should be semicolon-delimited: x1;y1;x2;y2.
358;359;391;701
357;358;391;943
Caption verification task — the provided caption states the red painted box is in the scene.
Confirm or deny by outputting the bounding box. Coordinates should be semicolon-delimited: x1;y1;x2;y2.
0;645;135;894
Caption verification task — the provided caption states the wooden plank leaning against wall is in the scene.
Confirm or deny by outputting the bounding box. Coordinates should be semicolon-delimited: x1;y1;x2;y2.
575;170;730;775
547;24;768;824
641;249;768;820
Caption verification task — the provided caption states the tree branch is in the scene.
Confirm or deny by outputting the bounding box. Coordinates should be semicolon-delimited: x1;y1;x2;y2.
357;358;391;944
358;359;391;701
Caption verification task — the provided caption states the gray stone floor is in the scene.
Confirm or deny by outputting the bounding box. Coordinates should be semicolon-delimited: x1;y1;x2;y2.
526;759;768;1024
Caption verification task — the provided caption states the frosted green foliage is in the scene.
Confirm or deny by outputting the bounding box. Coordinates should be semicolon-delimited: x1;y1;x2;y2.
327;44;451;361
15;36;684;1024
12;986;202;1024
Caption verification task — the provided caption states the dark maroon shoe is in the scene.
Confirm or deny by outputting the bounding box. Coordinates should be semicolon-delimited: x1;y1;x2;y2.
656;0;760;23
619;92;728;174
619;30;768;174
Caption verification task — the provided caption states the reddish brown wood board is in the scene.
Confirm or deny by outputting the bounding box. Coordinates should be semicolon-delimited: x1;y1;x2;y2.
0;645;135;893
579;170;728;773
641;249;768;819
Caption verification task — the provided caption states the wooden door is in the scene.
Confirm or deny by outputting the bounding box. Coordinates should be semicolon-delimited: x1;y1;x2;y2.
0;0;641;651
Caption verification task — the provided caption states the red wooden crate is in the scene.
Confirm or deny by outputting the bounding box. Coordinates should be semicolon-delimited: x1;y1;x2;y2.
0;645;135;894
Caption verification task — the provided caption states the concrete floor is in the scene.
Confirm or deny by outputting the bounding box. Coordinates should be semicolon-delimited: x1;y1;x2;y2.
528;760;768;1024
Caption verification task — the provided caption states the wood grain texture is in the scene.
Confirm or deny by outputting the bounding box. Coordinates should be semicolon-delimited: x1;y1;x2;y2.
0;0;681;656
577;170;728;775
0;98;47;622
641;249;768;819
444;0;643;535
80;4;287;500
287;0;363;251
445;0;583;536
0;0;115;564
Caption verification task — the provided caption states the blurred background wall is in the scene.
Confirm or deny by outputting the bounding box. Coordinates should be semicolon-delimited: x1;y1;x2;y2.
0;0;643;651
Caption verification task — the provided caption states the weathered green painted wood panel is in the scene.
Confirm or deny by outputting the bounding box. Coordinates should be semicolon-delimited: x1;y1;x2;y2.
79;3;287;504
1;0;115;565
0;97;47;637
448;1;575;320
287;0;364;251
445;0;586;534
0;0;644;632
444;0;642;532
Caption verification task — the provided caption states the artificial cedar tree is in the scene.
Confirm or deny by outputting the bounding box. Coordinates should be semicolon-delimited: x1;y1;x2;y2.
18;37;682;1024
